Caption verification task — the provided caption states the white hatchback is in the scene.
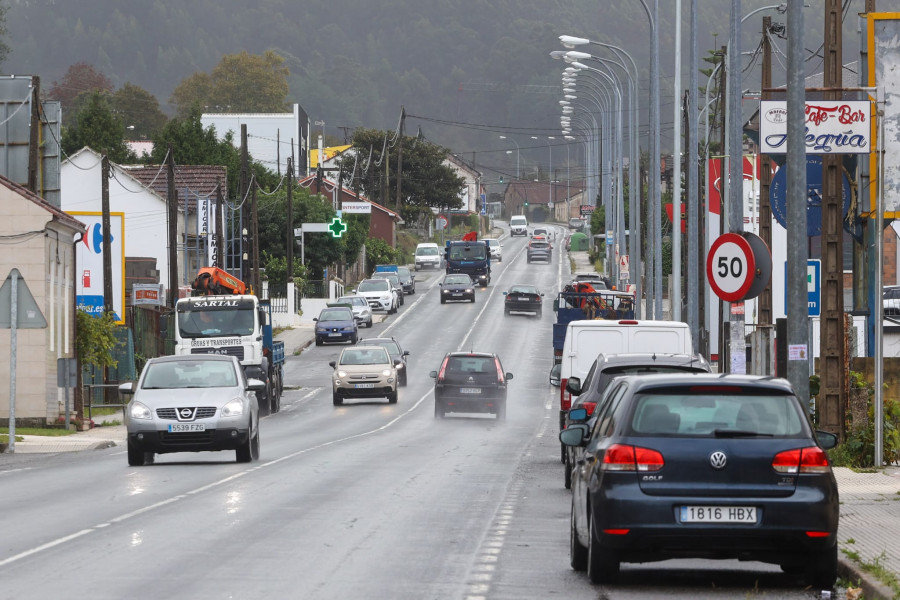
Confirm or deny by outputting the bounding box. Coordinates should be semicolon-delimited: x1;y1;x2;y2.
483;238;502;262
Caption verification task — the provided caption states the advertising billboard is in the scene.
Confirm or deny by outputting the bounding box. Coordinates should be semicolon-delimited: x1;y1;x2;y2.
72;212;125;324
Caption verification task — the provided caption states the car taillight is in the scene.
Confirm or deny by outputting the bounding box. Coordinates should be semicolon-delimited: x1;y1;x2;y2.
772;446;832;474
602;444;664;472
583;401;597;416
437;357;449;383
560;378;571;411
494;357;505;383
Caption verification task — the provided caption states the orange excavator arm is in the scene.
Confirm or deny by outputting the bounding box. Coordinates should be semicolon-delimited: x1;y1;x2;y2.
191;267;247;296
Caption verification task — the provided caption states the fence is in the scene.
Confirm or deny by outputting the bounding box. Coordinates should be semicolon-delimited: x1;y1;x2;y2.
82;383;127;422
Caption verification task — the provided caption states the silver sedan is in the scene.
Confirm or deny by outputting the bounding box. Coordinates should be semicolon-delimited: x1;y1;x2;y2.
119;354;263;466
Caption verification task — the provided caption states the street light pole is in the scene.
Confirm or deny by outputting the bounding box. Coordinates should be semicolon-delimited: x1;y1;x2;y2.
499;135;520;179
531;135;554;208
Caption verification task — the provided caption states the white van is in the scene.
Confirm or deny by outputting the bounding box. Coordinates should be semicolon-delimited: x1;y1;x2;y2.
557;319;693;424
414;243;442;270
510;215;528;236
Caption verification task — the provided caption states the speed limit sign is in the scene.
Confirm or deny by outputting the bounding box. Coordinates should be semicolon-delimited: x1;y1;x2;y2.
706;233;755;302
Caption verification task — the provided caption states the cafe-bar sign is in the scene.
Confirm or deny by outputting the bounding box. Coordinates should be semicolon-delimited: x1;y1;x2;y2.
759;100;870;154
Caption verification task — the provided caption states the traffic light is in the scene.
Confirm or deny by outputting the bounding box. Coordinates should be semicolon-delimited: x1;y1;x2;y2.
524;201;529;207
499;175;504;183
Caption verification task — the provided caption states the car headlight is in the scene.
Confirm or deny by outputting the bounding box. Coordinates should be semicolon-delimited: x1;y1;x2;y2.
382;369;393;377
337;370;348;378
442;289;450;294
221;398;245;417
465;288;474;293
129;401;152;420
315;326;325;333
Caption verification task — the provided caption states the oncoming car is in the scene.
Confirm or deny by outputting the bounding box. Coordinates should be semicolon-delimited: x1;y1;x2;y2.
120;354;263;466
356;278;399;314
314;306;358;346
560;373;839;588
439;273;475;303
357;337;411;386
333;295;374;328
329;346;398;405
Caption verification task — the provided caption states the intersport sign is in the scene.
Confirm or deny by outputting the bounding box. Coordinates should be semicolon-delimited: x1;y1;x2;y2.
759;100;870;154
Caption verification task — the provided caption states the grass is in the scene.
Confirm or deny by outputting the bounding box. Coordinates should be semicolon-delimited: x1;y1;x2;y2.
841;549;900;597
1;427;76;437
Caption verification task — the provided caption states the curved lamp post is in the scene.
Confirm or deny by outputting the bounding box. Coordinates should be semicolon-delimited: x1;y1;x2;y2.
499;135;520;180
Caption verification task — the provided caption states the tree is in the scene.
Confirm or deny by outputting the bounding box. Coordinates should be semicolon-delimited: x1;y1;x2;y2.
47;62;114;117
170;51;290;116
110;83;168;141
61;91;136;163
335;128;464;226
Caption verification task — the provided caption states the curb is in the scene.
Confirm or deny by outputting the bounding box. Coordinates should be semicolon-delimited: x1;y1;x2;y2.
838;556;896;600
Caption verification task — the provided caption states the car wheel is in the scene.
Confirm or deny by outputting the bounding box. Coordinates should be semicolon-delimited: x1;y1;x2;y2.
257;386;271;417
570;501;588;571
236;432;253;463
388;390;398;404
527;258;531;264
127;440;146;467
350;334;358;344
400;296;405;306
804;543;837;589
561;442;567;464
496;400;506;420
440;298;446;304
564;452;572;490
498;256;502;262
315;337;322;347
434;401;445;419
587;515;619;584
250;428;260;461
333;392;343;406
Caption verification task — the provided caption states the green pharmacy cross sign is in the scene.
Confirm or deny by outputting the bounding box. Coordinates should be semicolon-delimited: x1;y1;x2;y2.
328;217;347;238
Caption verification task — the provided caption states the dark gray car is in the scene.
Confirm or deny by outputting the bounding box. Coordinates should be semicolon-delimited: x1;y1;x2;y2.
526;239;552;263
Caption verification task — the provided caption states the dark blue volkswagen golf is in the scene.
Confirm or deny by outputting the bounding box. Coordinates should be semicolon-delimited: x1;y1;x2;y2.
560;373;839;589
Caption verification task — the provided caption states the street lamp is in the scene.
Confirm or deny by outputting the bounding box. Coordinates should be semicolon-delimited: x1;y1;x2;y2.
531;136;554;207
499;135;520;179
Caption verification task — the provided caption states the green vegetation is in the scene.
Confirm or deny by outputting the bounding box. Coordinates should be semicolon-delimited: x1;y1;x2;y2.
827;372;900;468
1;427;75;438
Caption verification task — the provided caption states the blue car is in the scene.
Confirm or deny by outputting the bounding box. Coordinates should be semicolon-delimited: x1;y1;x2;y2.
314;307;358;346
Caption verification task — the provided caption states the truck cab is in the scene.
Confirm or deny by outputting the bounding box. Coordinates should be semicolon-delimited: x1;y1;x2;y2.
445;240;491;286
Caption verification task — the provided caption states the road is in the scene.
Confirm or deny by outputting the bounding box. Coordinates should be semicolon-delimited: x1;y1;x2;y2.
0;226;841;599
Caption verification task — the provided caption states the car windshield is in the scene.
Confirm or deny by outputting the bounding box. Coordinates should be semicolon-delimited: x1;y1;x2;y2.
397;267;411;277
361;340;400;355
509;286;537;294
340;348;390;365
416;247;439;256
531;242;549;249
374;273;400;284
448;245;486;260
141;360;238;389
319;309;352;321
337;296;364;306
444;355;498;377
358;280;389;292
444;275;471;285
628;391;806;436
177;306;256;338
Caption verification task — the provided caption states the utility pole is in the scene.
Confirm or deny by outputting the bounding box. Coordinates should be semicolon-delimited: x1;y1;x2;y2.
673;0;683;321
240;125;250;284
27;76;40;194
718;45;728;370
101;152;112;314
759;16;774;328
396;106;405;212
286;157;294;279
688;0;701;347
214;182;224;269
819;0;846;440
167;144;178;308
251;185;260;295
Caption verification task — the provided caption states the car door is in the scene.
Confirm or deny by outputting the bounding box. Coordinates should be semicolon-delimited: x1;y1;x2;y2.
572;381;629;543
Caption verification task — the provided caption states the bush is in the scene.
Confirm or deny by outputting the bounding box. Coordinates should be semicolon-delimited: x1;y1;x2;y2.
827;373;900;468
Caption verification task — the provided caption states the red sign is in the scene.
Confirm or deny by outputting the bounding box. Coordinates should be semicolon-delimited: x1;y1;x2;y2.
706;233;755;302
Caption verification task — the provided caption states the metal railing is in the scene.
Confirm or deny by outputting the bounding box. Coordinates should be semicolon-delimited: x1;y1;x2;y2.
83;383;127;422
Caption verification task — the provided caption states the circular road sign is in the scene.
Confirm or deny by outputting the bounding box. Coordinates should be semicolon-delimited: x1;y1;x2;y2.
436;214;448;230
706;233;755;302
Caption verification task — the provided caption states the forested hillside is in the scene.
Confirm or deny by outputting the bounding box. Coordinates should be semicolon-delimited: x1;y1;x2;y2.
3;0;863;156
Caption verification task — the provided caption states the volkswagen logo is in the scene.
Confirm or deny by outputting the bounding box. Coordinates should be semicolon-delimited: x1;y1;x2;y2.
709;451;728;470
180;408;193;418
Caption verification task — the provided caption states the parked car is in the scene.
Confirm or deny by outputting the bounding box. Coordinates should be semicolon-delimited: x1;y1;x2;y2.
356;278;398;314
414;242;442;270
884;285;900;316
313;306;358;346
430;352;513;419
503;284;543;317
483;238;502;262
372;271;405;306
560;373;839;588
527;238;552;263
396;266;416;294
439;273;476;303
568;217;584;229
120;354;263;466
561;352;711;489
357;337;411;386
332;295;373;328
329;346;398;405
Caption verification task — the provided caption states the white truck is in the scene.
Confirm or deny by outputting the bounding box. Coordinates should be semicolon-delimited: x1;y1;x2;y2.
173;293;284;415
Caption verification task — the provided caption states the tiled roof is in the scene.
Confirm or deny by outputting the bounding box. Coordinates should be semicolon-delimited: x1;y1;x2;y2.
124;165;227;212
296;174;401;219
505;179;579;204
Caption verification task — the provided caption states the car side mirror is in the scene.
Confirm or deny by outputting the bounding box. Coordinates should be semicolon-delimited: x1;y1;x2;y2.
503;291;508;296
403;351;410;356
247;378;266;392
559;423;589;446
566;377;582;395
118;382;135;395
505;373;513;381
429;370;438;378
549;364;561;387
328;361;336;368
313;318;318;322
815;430;838;450
568;407;589;422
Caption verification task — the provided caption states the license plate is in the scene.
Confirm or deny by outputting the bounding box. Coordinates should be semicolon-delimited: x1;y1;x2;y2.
680;506;757;523
168;423;206;433
460;388;481;394
328;333;342;337
355;383;375;389
518;297;529;301
452;293;462;297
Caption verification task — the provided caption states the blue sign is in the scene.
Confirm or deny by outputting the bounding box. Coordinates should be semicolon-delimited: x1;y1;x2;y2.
784;259;820;317
769;156;851;237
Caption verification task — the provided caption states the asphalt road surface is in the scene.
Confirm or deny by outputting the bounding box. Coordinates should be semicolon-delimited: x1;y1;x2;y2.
0;226;840;599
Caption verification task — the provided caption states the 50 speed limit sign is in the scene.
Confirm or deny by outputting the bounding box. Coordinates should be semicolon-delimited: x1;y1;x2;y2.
706;233;755;302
